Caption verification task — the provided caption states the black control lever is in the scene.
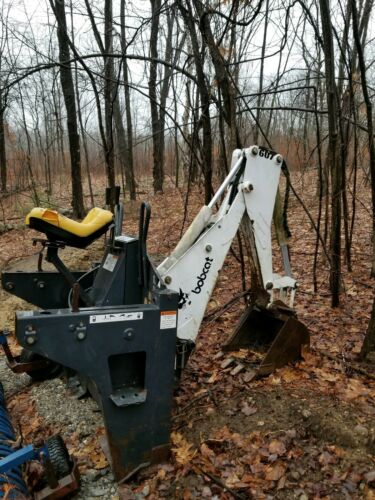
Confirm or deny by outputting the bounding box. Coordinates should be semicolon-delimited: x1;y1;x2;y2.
138;202;151;293
106;186;123;240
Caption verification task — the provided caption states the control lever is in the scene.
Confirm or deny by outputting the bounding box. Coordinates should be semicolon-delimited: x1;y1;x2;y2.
138;202;151;295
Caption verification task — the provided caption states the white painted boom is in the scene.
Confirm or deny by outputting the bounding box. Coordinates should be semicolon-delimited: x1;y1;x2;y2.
157;146;296;343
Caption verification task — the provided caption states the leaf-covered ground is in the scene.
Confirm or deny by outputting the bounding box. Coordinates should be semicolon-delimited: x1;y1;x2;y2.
0;173;375;499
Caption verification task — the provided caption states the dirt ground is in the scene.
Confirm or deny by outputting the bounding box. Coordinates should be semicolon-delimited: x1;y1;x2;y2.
0;176;375;499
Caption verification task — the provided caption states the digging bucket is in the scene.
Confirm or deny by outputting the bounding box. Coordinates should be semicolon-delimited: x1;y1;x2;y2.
222;301;310;377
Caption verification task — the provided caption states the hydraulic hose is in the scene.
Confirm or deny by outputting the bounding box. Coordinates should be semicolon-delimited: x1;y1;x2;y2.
0;383;29;498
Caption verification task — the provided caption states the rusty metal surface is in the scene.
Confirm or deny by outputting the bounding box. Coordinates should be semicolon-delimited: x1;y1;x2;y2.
8;358;50;374
0;340;50;374
34;460;80;500
71;283;80;312
16;289;179;482
223;301;310;376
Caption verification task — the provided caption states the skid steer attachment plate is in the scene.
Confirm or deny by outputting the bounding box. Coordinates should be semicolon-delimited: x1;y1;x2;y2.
223;302;309;376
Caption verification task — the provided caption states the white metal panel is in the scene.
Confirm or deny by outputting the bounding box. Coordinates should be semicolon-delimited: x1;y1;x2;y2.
242;148;282;288
158;193;246;342
156;146;294;343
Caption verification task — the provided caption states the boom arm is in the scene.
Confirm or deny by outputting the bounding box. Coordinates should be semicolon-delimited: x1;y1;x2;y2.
157;146;296;343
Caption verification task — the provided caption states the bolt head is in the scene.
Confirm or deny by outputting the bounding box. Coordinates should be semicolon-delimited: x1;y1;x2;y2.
123;328;134;341
251;146;259;156
77;331;86;340
205;244;212;253
275;154;283;164
164;276;172;285
243;182;254;193
26;336;35;345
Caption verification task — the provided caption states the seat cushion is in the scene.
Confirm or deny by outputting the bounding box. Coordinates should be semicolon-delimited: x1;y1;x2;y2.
25;207;114;248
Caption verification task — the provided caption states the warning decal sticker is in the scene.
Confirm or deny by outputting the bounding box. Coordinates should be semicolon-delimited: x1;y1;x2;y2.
160;310;177;330
103;253;118;272
90;312;143;324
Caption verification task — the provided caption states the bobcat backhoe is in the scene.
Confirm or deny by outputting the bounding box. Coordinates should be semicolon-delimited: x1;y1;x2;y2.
1;146;309;480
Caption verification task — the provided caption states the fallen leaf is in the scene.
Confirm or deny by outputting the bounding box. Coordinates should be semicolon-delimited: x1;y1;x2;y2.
318;451;337;465
269;439;286;456
241;401;258;416
243;370;257;382
277;474;287;489
202;486;212;497
225;472;242;488
364;471;375;485
208;371;220;383
281;367;299;383
200;442;215;459
315;368;341;382
327;445;346;458
250;462;266;475
157;468;166;480
3;483;20;500
264;462;286;481
171;432;196;465
90;450;108;470
343;379;369;400
365;487;375;499
270;375;281;385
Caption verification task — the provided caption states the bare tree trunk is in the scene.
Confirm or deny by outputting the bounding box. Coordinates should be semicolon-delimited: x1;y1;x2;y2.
83;0;125;206
172;74;180;187
120;0;136;200
148;0;163;193
51;78;67;181
254;0;269;146
113;94;135;199
319;0;342;307
351;0;375;277
0;94;7;192
19;87;39;205
104;0;116;207
41;86;52;195
70;0;94;208
194;0;239;152
361;296;375;359
50;0;85;217
178;0;213;204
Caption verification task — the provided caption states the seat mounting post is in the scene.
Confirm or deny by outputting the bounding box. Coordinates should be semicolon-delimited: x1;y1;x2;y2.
45;244;94;307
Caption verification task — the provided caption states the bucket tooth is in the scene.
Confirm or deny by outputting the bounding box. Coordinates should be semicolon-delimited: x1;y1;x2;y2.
222;303;310;377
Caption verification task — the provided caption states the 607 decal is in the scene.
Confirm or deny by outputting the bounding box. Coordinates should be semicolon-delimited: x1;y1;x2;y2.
259;147;276;160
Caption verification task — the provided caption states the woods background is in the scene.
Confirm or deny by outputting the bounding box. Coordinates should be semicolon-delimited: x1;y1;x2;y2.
1;0;375;339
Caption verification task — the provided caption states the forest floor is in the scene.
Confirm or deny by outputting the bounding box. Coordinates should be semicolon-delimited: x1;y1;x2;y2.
0;172;375;499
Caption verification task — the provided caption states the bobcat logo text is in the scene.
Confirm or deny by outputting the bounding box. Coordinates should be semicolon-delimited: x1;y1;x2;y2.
191;257;214;295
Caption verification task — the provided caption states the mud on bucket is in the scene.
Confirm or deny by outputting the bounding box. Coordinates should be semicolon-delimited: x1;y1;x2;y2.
222;302;310;377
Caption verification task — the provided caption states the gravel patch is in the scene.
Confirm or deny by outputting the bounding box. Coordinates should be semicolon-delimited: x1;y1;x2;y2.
29;378;102;435
1;366;119;498
0;355;31;395
29;378;119;498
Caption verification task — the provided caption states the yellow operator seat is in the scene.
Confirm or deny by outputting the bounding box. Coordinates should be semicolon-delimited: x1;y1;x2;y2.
25;207;114;248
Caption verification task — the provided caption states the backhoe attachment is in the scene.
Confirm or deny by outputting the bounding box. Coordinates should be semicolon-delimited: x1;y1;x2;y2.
158;145;310;375
0;146;311;483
